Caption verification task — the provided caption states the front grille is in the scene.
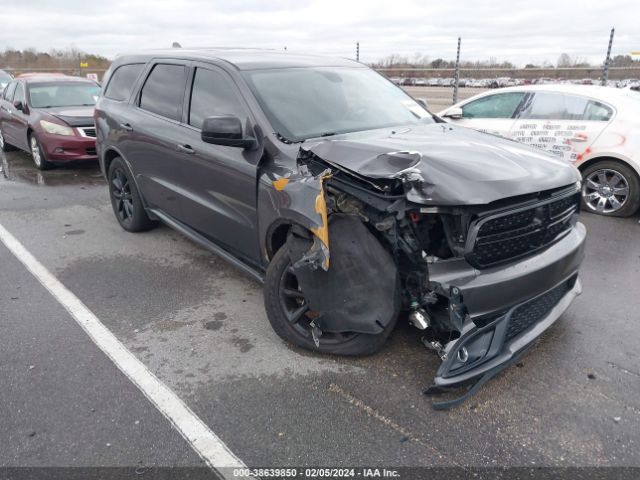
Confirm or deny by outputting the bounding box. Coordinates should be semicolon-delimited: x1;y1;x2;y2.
86;147;97;156
467;192;580;268
505;280;572;341
78;127;96;138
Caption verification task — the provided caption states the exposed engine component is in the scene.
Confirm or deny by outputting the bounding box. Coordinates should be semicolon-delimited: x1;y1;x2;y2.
287;138;584;410
408;308;430;330
422;337;447;360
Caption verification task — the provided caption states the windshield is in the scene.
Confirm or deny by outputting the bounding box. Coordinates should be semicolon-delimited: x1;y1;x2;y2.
28;82;101;108
242;67;434;142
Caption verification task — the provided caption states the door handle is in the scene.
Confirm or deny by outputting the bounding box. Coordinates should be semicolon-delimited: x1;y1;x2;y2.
177;144;195;154
120;123;133;132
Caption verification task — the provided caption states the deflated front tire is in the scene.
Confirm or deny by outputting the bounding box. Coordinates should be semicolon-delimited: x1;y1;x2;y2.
263;242;398;356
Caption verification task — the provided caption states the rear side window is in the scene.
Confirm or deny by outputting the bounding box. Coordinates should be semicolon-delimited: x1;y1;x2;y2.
584;101;613;121
518;92;590;120
104;64;144;101
188;68;248;129
3;81;17;101
139;64;187;121
462;92;525;119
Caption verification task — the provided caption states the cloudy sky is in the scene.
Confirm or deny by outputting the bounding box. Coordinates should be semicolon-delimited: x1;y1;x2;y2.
1;0;638;65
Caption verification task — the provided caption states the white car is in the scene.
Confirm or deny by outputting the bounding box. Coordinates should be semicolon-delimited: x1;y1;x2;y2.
438;84;640;216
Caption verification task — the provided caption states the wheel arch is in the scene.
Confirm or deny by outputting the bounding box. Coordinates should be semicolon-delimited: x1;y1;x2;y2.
103;148;152;213
577;155;640;182
102;147;123;177
265;219;311;262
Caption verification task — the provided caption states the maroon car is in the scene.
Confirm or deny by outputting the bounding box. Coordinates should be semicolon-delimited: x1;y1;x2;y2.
0;75;100;169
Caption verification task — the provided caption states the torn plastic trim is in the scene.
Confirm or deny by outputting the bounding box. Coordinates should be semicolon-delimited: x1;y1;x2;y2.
424;275;581;409
309;171;331;270
424;343;534;410
269;166;333;271
436;274;581;381
286;214;400;335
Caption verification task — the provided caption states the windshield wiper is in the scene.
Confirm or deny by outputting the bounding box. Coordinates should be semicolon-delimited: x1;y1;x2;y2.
319;132;337;137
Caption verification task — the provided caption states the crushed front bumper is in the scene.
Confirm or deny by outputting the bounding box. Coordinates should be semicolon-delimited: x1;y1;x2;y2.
429;222;586;388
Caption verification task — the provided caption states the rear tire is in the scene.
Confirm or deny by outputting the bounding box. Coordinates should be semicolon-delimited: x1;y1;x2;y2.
108;157;158;232
263;243;398;356
581;160;640;217
29;134;53;170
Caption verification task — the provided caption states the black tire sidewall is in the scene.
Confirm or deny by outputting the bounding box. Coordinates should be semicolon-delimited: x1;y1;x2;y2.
263;243;398;356
581;160;640;217
108;157;157;232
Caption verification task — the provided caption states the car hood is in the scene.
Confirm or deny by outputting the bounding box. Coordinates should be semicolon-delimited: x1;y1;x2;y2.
45;106;95;127
301;123;580;205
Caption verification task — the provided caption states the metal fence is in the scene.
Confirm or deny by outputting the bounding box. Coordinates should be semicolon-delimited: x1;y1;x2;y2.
375;66;640;81
3;63;640;85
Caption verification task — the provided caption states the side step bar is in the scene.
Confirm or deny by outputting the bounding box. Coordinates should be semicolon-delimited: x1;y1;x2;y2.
148;208;265;284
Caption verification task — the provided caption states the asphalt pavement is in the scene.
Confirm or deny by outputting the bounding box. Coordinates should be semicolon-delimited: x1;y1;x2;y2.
1;146;639;472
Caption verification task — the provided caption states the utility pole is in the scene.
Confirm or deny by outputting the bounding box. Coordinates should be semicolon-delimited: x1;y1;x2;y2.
453;37;461;104
356;42;360;62
601;27;615;86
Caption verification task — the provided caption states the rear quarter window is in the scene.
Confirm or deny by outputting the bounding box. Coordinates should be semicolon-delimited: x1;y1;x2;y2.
104;64;145;101
584;101;613;121
518;92;591;120
518;92;614;121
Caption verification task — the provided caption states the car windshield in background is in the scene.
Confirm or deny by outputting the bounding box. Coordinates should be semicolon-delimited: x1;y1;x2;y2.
243;67;434;142
28;82;101;108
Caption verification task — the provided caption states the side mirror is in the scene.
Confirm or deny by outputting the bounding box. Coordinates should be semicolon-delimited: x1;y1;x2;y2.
201;115;257;149
415;98;429;110
13;100;24;112
443;106;463;120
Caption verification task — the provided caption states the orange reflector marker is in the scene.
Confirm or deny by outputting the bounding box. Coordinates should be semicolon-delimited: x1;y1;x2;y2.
272;178;290;191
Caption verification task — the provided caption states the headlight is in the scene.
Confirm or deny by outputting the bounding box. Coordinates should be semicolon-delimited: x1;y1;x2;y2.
40;120;74;136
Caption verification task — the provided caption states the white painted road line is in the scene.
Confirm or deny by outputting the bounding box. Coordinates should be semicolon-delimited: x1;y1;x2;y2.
0;222;248;478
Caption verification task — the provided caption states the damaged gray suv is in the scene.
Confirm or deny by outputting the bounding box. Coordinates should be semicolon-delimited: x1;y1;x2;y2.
95;50;585;405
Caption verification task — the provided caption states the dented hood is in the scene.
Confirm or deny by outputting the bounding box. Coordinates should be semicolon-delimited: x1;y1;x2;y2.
302;124;581;205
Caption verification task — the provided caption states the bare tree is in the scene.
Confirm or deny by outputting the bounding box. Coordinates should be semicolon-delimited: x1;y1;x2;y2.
557;53;573;67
